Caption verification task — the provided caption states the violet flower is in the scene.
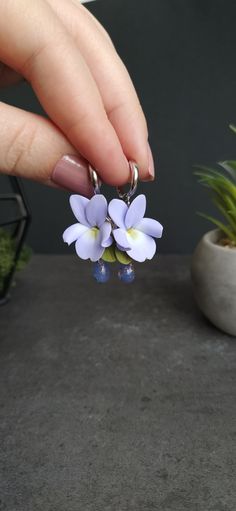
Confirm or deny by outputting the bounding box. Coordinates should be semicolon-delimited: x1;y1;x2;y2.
108;194;163;262
63;194;112;261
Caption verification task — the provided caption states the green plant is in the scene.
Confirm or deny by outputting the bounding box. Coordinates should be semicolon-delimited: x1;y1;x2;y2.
0;228;32;292
194;124;236;246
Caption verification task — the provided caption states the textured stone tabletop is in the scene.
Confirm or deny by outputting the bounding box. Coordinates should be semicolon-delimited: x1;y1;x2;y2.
0;255;235;511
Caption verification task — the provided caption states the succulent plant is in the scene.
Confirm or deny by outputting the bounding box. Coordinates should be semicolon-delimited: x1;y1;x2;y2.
195;124;236;246
0;228;31;292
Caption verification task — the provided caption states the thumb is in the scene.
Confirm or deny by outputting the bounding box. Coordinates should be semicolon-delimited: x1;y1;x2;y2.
0;102;94;197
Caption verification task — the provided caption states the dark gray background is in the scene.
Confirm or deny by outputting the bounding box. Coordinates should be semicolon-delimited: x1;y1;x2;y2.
1;0;236;254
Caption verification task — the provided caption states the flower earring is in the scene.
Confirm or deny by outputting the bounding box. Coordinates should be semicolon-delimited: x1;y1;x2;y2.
62;161;163;283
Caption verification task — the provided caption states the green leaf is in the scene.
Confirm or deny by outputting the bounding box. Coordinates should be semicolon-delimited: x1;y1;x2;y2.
16;245;32;271
197;212;236;243
194;129;236;241
212;198;236;232
0;228;31;291
194;165;227;179
115;248;132;264
101;246;116;263
218;161;236;181
229;123;236;135
194;167;236;200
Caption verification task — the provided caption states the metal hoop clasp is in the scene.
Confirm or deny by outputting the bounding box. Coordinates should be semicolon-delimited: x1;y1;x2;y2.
89;164;102;195
89;161;139;203
117;161;139;204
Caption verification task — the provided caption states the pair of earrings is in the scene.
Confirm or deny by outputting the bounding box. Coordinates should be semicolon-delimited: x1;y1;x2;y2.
62;162;163;283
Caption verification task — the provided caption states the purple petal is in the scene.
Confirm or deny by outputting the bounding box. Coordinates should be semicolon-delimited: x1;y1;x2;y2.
63;223;89;245
113;228;131;250
100;221;112;248
126;230;156;262
75;228;104;261
108;199;128;229
125;194;146;229
103;236;113;248
69;195;90;226
136;218;163;238
85;194;108;228
116;243;126;252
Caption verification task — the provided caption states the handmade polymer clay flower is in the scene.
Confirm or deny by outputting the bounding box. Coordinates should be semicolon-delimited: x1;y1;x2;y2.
108;194;163;262
63;194;112;261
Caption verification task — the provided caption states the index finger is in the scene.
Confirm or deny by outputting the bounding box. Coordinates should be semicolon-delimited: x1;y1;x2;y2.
0;0;129;186
48;0;151;182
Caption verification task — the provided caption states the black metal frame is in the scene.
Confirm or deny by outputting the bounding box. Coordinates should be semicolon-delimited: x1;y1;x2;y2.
0;177;31;304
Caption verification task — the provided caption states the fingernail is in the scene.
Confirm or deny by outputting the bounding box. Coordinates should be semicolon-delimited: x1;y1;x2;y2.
51;154;94;198
147;143;155;180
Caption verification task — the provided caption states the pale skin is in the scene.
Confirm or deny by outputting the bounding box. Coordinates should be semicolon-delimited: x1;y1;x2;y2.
0;0;154;192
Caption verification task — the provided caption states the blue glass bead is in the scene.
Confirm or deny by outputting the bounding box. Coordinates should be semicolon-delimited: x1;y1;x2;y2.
93;260;111;283
118;263;135;283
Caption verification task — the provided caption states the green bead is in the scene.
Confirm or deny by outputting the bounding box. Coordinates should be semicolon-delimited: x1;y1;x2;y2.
102;246;116;263
115;248;132;265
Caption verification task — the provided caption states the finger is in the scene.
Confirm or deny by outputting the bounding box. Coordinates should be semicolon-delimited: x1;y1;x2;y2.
47;0;152;181
0;0;129;186
73;0;115;46
0;102;94;198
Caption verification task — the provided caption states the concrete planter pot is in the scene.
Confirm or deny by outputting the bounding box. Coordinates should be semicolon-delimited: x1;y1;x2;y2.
191;229;236;336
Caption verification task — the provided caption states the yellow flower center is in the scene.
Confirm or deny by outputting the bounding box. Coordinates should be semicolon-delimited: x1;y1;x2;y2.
127;228;139;240
90;227;99;238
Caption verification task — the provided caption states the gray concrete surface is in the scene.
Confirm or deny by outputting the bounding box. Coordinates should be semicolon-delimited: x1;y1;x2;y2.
0;255;235;511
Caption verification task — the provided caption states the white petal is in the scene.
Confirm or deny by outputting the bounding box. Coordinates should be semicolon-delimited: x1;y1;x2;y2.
63;223;88;245
125;194;146;229
116;244;127;252
126;230;156;262
85;194;107;228
102;235;113;248
113;228;131;250
69;195;90;226
136;218;163;238
100;221;112;248
108;199;128;229
75;229;104;262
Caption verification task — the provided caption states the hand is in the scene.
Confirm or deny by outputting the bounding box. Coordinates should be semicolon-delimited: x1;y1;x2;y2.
0;0;154;197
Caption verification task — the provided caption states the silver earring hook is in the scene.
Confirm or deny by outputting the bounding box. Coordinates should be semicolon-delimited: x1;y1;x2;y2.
89;164;102;195
89;161;139;203
117;161;139;205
